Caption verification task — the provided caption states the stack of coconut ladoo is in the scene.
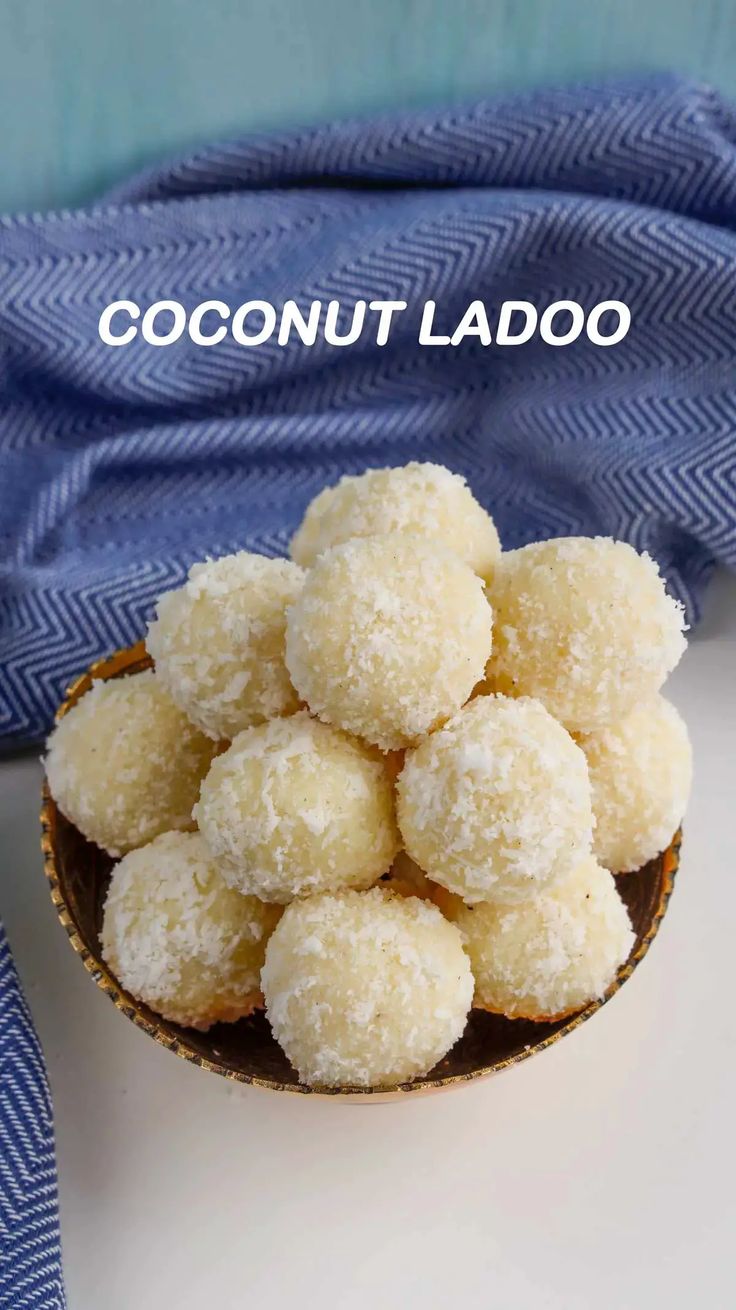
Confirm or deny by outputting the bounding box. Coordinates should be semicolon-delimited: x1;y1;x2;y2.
45;463;692;1089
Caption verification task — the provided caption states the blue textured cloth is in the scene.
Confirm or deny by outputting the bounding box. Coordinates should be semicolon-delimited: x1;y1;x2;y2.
2;74;736;745
0;926;64;1309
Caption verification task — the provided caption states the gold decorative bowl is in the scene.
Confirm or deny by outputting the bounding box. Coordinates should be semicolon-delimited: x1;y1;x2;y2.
40;643;680;1101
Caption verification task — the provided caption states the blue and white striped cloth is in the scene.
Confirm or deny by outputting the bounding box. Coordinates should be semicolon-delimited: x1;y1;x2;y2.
0;928;63;1308
2;73;736;748
1;74;736;1304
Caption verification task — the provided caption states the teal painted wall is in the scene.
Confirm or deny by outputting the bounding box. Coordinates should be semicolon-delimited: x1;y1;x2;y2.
4;0;736;215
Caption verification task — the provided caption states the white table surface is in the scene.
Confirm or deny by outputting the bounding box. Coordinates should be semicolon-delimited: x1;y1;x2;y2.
2;571;735;1310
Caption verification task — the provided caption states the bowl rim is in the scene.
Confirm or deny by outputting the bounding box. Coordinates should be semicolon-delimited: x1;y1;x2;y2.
40;643;680;1100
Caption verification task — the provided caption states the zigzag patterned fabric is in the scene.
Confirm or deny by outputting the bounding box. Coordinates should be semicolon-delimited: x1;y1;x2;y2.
2;72;736;750
0;926;64;1308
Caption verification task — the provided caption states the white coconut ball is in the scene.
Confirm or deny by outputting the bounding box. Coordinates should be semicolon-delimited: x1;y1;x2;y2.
261;887;474;1087
146;551;305;740
290;462;501;580
486;537;686;732
101;831;282;1030
194;711;400;903
579;694;692;872
285;534;493;750
45;670;218;856
397;695;594;904
444;855;634;1020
